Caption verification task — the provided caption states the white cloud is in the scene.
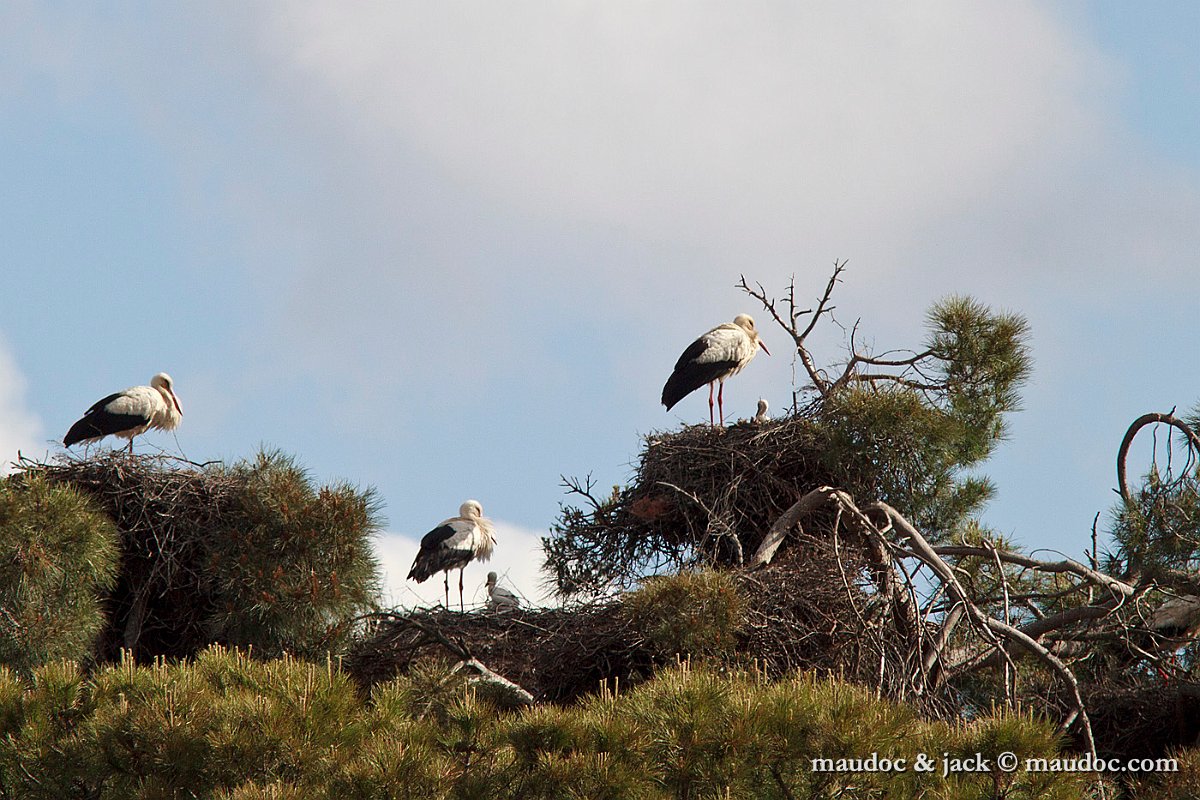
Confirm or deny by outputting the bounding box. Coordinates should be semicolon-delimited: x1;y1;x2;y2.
260;2;1106;267
0;339;42;474
374;519;554;610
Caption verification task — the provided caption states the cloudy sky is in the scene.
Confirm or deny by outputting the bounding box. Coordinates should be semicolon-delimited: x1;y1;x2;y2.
2;3;1198;607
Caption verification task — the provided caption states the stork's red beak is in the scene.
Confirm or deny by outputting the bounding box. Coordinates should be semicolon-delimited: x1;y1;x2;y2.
170;391;183;416
759;339;770;356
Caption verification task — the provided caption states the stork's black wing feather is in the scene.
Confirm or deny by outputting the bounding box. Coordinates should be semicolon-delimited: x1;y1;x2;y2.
662;358;739;410
672;336;710;372
418;524;457;550
408;524;467;582
63;392;151;447
84;392;126;416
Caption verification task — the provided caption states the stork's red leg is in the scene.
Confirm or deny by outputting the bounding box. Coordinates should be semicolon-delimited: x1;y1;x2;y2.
708;382;715;426
443;572;450;608
459;568;465;612
718;382;725;426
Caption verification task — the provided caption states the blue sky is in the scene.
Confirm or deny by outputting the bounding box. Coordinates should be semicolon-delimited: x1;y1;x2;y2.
1;3;1198;606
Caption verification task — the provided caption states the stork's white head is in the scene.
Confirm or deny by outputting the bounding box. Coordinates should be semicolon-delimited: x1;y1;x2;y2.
733;314;770;356
460;499;484;519
757;398;769;415
150;372;183;417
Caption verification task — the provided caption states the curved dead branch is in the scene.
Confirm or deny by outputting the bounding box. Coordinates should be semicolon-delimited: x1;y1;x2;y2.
1117;412;1200;507
750;486;848;567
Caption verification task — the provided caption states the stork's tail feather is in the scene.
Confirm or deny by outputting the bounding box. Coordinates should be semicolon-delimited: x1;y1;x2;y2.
407;562;434;583
64;419;103;448
661;373;690;411
662;361;736;411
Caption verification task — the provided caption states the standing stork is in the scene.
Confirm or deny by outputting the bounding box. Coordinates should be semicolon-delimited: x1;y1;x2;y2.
407;500;496;610
661;314;769;426
64;373;183;453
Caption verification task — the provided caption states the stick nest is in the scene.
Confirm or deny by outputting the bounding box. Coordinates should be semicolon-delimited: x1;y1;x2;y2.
546;410;840;598
15;452;239;661
347;536;939;712
10;450;380;662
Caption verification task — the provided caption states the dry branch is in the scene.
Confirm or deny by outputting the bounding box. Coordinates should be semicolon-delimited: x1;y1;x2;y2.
1117;411;1200;507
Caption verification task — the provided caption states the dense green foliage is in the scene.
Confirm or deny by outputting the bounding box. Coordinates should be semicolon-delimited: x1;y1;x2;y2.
0;451;382;670
804;296;1030;538
621;571;743;661
205;451;383;657
0;646;1090;799
0;476;118;673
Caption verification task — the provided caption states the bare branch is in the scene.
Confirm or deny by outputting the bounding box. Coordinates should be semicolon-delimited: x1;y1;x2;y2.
737;264;847;397
1117;412;1200;507
451;658;535;706
929;546;1135;598
560;473;604;513
749;486;849;567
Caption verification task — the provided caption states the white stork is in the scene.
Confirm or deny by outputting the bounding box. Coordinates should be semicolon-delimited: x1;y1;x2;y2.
407;500;496;610
1140;594;1200;680
485;571;520;611
64;373;183;453
1148;595;1200;653
661;314;769;426
753;398;770;424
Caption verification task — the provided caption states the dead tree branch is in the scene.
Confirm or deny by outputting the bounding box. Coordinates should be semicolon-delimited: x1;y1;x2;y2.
748;485;1112;754
868;501;1097;755
1117;412;1200;507
737;263;846;398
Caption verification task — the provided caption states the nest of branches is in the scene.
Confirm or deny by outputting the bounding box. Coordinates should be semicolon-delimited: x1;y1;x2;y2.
547;411;834;597
1082;682;1200;760
15;452;238;661
346;535;945;713
10;450;380;663
633;414;827;560
345;602;642;704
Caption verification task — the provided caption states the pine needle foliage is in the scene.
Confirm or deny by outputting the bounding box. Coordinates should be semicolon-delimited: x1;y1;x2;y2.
621;571;743;660
206;450;384;658
0;476;118;673
0;650;1098;799
1109;463;1200;579
1127;746;1200;800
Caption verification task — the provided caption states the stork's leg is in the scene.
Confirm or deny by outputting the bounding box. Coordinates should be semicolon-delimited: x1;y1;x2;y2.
459;568;466;612
717;381;725;426
707;382;716;426
128;438;134;455
443;572;450;608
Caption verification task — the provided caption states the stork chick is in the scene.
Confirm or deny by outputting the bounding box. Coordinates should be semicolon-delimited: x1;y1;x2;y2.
753;398;770;424
485;571;520;611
